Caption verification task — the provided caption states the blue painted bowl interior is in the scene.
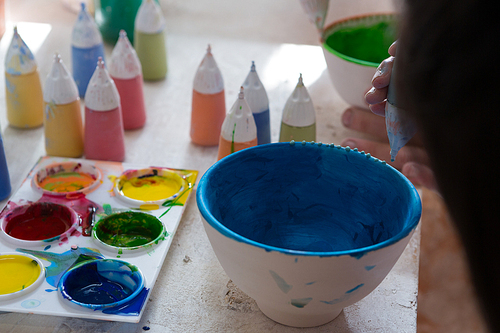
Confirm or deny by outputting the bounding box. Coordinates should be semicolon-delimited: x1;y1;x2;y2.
59;259;144;309
198;143;421;256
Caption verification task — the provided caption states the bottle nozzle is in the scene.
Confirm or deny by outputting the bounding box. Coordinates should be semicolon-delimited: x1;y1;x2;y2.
238;86;244;99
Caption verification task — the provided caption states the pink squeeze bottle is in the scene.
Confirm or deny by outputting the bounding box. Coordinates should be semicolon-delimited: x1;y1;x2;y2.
108;30;146;130
84;57;125;161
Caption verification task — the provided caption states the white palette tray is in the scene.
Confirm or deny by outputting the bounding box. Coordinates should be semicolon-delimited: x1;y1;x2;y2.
0;156;198;323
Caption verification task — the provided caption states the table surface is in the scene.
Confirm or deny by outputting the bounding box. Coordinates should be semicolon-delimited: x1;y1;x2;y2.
0;1;421;332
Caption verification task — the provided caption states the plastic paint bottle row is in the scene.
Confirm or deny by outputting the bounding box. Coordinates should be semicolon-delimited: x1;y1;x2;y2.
190;46;317;160
3;1;167;163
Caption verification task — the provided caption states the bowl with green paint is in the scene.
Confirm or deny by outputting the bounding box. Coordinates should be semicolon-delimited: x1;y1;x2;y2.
322;13;398;108
92;211;166;255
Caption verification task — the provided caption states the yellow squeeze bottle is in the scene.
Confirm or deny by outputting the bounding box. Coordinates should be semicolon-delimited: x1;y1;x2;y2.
5;27;43;128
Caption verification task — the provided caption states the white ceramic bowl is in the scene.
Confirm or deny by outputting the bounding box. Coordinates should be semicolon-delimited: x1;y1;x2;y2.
322;13;398;109
197;142;421;327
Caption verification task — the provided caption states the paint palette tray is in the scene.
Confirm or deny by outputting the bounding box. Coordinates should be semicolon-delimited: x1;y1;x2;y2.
0;156;198;323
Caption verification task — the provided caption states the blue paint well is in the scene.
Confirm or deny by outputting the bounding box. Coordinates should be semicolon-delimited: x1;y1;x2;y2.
197;142;421;257
59;259;144;310
253;109;271;145
72;43;105;97
103;287;149;316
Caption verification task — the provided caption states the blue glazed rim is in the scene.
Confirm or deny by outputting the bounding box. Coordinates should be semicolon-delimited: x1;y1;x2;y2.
58;258;145;310
197;142;422;258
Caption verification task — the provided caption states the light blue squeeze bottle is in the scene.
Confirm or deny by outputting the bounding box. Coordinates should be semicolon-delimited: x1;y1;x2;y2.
385;58;417;162
71;3;106;97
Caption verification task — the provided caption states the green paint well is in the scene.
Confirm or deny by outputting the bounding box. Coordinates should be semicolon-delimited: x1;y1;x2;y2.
324;19;398;66
94;211;164;248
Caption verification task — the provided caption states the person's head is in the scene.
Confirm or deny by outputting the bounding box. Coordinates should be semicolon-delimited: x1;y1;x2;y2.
396;0;499;331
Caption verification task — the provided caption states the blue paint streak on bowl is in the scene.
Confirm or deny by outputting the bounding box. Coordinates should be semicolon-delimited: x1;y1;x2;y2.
59;259;144;310
197;142;421;258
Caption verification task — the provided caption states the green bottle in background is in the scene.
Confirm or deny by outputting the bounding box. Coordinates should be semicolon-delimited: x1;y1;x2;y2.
134;0;167;80
94;0;142;45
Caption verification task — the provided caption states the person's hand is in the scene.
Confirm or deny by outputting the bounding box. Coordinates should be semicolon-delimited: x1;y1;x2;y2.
340;41;439;192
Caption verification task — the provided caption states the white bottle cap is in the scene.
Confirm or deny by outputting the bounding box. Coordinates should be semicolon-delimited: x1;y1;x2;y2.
135;0;166;34
281;74;316;127
72;2;103;48
242;61;269;114
108;30;142;79
220;87;257;142
5;26;37;75
193;45;224;94
44;53;79;104
84;57;120;111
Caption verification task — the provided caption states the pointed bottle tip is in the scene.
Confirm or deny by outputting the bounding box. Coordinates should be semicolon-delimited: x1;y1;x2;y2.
13;26;18;35
298;73;304;85
119;29;127;38
207;44;212;54
239;86;244;99
81;2;86;11
54;52;62;62
251;61;256;71
97;56;105;68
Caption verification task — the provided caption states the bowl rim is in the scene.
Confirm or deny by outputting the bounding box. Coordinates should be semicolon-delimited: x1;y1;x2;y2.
321;12;398;68
197;142;421;258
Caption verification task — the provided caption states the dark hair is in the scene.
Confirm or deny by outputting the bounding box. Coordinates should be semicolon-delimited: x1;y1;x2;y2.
397;0;500;331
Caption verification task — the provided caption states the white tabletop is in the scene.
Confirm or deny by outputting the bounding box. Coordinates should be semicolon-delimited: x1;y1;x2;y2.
0;1;419;332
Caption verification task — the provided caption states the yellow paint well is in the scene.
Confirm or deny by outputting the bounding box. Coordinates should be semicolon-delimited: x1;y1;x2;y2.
119;175;182;201
0;254;42;295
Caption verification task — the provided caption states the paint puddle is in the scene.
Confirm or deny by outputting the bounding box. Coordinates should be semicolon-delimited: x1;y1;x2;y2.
0;253;45;301
32;161;102;196
0;202;80;245
58;259;144;310
114;168;186;210
93;211;166;255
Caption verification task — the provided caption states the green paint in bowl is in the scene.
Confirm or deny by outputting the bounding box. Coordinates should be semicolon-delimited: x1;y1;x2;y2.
323;14;398;67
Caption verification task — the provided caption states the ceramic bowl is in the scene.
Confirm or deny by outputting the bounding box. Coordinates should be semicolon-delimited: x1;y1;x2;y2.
0;252;45;301
0;202;80;246
322;13;398;109
92;211;167;255
197;142;421;327
32;161;102;196
58;258;144;310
